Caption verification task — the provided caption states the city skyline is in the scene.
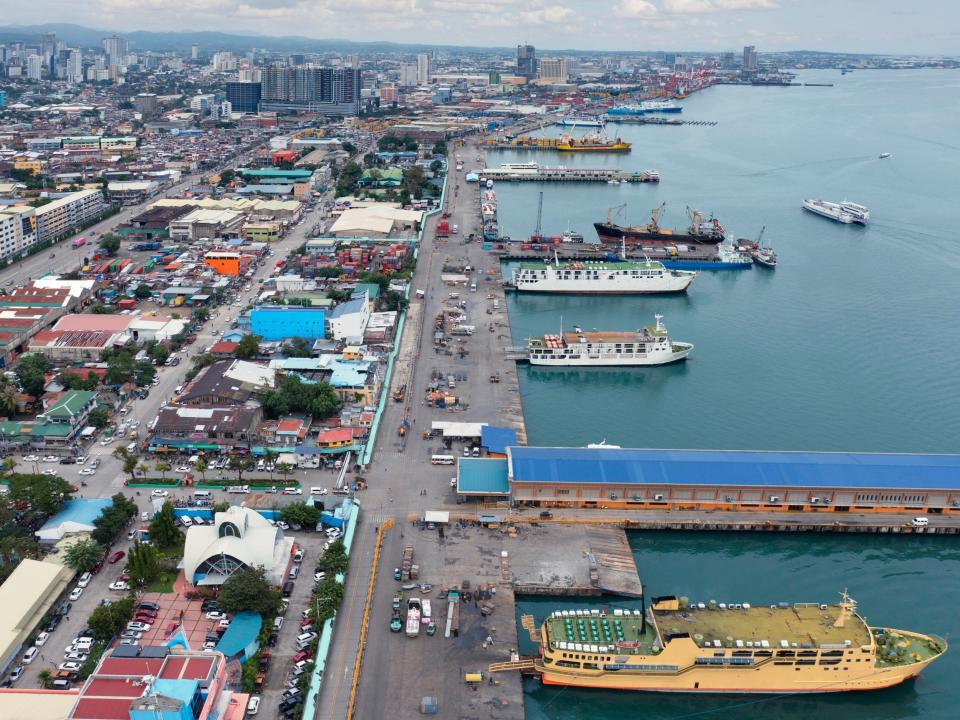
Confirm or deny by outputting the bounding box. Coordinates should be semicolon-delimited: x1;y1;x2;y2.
2;1;959;55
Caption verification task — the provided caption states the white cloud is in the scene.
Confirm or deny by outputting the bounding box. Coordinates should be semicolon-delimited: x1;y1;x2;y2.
519;6;576;24
663;0;777;12
613;0;657;18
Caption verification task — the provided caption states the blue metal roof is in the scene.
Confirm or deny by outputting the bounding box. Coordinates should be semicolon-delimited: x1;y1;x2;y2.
40;498;112;531
507;447;960;490
215;611;262;659
458;458;510;495
481;425;517;455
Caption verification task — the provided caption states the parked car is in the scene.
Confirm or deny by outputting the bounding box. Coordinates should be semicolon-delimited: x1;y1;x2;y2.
63;652;88;663
120;630;143;639
58;662;81;672
138;602;160;611
34;632;49;647
126;622;151;632
8;666;24;682
151;489;169;498
109;550;125;564
41;455;58;463
246;696;261;715
205;611;226;620
68;587;83;601
77;572;92;588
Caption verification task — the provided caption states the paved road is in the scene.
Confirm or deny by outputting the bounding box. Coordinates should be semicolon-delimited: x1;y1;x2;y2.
316;135;524;719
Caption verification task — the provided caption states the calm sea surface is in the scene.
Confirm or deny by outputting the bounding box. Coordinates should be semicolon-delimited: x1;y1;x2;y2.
491;69;960;718
497;69;960;452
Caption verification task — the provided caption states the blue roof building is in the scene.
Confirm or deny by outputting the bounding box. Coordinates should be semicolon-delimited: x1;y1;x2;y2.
251;306;327;342
504;447;960;512
481;426;517;457
215;611;262;662
457;458;510;496
36;498;112;543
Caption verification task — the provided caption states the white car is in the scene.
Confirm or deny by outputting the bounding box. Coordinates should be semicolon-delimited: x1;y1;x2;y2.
77;572;92;588
42;468;59;476
79;468;96;476
23;454;40;462
314;571;326;583
206;611;226;620
246;695;261;715
282;487;302;495
218;618;231;629
151;489;169;498
141;512;149;521
175;466;190;473
34;632;49;647
276;521;290;530
126;622;151;631
99;438;114;446
109;580;130;591
59;662;82;672
119;638;139;646
120;630;142;639
309;487;328;496
42;455;59;463
63;652;88;662
76;456;87;465
68;587;83;601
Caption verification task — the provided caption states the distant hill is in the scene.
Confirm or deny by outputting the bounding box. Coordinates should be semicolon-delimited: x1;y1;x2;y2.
0;22;496;54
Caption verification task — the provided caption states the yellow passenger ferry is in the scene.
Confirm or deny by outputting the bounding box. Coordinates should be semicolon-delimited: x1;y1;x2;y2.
532;592;945;694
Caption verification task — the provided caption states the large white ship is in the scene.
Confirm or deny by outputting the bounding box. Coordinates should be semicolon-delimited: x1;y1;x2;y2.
527;315;692;367
802;199;870;225
512;257;695;294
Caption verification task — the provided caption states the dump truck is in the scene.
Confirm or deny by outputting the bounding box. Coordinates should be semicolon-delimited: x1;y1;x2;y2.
392;384;406;402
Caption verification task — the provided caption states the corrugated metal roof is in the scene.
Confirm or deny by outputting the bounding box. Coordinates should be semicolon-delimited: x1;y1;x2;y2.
481;426;517;455
457;458;510;495
507;447;960;490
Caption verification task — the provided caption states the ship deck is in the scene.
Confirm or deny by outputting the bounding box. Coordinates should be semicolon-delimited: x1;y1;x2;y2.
544;612;659;655
653;603;872;648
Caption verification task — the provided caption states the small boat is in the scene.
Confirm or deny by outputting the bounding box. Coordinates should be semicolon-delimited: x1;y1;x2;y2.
752;247;777;268
879;152;892;159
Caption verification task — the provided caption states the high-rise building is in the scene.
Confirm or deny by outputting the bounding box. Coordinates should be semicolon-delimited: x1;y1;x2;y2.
101;35;128;67
191;43;200;60
66;49;83;84
538;58;568;83
379;84;397;105
517;44;536;79
417;53;430;84
399;62;418;87
349;54;360;69
743;45;758;71
26;54;42;81
259;67;362;115
238;67;261;83
226;81;262;113
134;93;159;116
720;51;736;69
211;51;236;72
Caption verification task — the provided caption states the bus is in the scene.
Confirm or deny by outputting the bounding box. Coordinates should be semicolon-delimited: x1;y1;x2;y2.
430;455;455;466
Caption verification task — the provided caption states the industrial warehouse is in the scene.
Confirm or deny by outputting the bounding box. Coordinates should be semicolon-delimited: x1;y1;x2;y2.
456;446;960;514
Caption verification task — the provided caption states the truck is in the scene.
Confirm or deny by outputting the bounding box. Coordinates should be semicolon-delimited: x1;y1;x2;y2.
392;384;406;403
406;598;422;638
401;545;415;581
132;242;162;251
436;220;451;238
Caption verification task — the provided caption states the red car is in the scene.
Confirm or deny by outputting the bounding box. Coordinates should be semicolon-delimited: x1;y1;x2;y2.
292;651;312;663
108;550;125;564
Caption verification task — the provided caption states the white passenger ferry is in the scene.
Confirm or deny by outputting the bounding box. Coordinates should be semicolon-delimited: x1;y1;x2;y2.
512;256;695;294
802;198;870;225
526;315;692;366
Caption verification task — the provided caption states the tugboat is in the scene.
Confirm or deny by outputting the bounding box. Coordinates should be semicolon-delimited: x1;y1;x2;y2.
736;227;777;268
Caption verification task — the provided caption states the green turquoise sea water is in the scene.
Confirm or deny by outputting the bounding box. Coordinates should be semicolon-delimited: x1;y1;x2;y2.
491;69;960;719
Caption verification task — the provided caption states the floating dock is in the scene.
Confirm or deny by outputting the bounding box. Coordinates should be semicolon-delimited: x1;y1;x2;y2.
480;166;659;184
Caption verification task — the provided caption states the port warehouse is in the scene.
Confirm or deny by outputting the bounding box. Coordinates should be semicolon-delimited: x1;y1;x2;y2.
456;447;960;513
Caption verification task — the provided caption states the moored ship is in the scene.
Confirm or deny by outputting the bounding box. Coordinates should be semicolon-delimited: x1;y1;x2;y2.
511;255;695;295
594;204;726;246
639;100;683;113
526;592;946;694
556;126;631;153
526;315;692;366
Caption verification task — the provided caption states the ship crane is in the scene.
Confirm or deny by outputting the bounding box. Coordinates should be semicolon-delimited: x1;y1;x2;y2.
606;203;627;224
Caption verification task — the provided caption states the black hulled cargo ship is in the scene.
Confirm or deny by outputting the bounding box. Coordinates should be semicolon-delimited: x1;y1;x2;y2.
594;204;726;247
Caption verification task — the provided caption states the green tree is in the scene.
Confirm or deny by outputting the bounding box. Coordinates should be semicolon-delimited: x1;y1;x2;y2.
154;460;171;481
9;474;72;515
15;353;51;398
1;456;17;481
193;307;210;322
234;334;261;359
99;233;121;255
58;371;100;391
263;449;278;480
314;576;344;620
193;458;208;482
320;539;348;575
127;540;160;586
213;500;230;513
37;669;53;689
148;502;182;548
430;159;442;173
258;374;340;421
282;337;314;357
228;455;254;482
277;462;293;486
192;353;216;369
432;139;447;156
63;537;103;573
134;284;152;299
113;447;138;482
217;566;282;615
280;501;320;528
149;344;169;366
0;376;19;415
88;407;110;427
91;493;137;546
335;161;363;197
89;595;134;641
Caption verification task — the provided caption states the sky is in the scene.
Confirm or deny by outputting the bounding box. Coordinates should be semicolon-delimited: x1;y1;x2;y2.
7;0;960;55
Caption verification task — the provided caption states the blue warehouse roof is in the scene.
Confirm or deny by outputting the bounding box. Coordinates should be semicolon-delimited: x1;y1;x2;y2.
458;458;510;495
507;447;960;490
481;425;517;455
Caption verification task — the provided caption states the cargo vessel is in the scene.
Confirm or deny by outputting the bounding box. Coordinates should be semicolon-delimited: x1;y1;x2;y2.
526;314;692;366
481;188;498;241
594;204;726;246
511;254;695;295
556;127;631;153
639;100;683;113
529;592;946;694
556;117;604;128
660;244;752;270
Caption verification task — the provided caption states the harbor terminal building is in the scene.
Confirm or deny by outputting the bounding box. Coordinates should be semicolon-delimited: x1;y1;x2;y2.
456;446;960;514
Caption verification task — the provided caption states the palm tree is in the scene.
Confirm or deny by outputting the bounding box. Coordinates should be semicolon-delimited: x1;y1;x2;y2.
194;459;208;483
38;669;53;689
138;462;150;479
263;449;278;481
0;376;17;417
1;456;17;481
277;462;293;487
155;460;171;481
